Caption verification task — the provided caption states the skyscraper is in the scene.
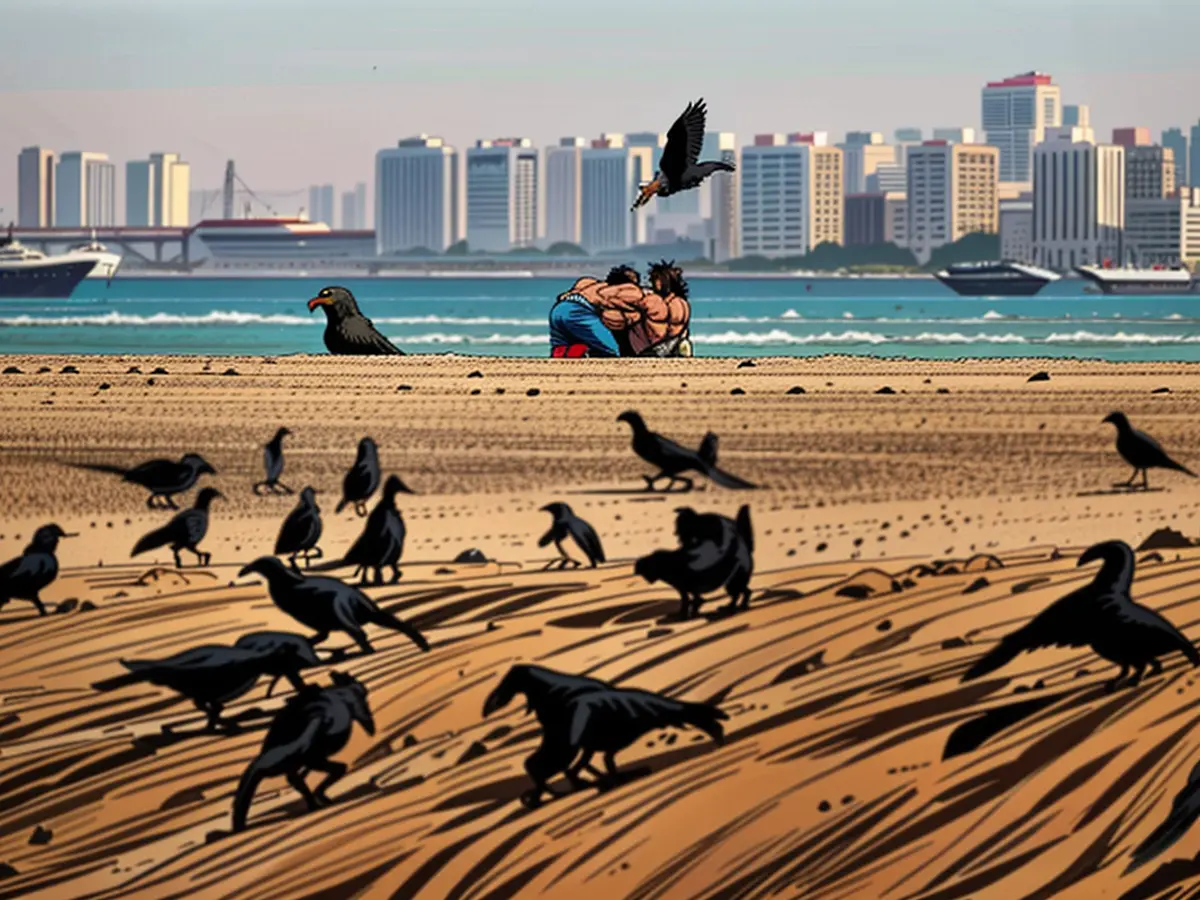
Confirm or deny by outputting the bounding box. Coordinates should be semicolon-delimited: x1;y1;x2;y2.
1032;128;1124;269
17;147;54;227
125;160;156;226
982;71;1062;183
738;134;843;258
706;132;739;263
465;138;539;253
375;136;457;254
906;141;999;264
126;153;190;226
1163;127;1188;187
1112;127;1151;148
840;142;896;194
545;137;585;246
932;127;977;144
892;128;923;170
579;135;654;253
55;152;115;227
307;184;334;226
340;190;360;229
1190;121;1200;193
1062;105;1087;127
1126;146;1176;200
354;182;366;228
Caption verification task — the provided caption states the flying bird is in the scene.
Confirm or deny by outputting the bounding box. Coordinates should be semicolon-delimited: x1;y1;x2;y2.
1103;411;1195;490
70;453;216;509
275;486;324;571
337;437;385;516
538;502;605;569
253;427;293;495
617;410;757;492
483;664;727;808
231;671;374;832
130;487;223;568
1126;759;1200;873
0;524;75;617
961;540;1200;690
631;99;735;211
308;286;404;355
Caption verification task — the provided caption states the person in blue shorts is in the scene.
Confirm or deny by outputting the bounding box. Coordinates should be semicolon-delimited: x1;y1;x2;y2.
549;266;640;358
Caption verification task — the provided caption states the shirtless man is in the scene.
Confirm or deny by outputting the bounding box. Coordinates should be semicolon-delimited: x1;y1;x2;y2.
591;260;692;357
549;266;641;358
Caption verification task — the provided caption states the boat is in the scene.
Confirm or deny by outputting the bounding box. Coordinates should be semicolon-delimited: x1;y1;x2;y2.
933;260;1061;296
193;218;376;269
0;227;113;299
1073;262;1196;295
65;232;123;283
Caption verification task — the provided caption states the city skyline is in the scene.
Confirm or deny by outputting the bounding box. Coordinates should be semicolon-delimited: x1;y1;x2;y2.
2;0;1200;216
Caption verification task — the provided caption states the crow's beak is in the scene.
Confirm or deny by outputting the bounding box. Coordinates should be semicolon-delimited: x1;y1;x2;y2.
307;297;332;312
61;532;80;538
631;180;659;211
482;688;507;718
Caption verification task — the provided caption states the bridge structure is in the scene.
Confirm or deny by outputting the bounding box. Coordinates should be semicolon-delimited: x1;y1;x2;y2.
11;226;195;268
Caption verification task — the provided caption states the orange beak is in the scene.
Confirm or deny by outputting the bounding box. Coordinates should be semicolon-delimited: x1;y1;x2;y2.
307;296;332;312
631;180;660;211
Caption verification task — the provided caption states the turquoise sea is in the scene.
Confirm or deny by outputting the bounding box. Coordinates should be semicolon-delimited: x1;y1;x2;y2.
1;275;1199;360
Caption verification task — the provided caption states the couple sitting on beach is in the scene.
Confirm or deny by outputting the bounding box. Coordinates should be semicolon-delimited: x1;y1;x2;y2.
549;260;693;358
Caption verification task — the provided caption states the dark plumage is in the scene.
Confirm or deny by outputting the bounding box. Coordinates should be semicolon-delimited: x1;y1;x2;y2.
314;475;408;584
636;505;754;618
483;664;727;808
1104;411;1196;490
539;502;605;569
336;437;384;516
70;453;216;509
1127;759;1200;873
232;671;374;832
253;427;293;495
308;286;404;355
131;487;223;568
0;524;75;616
275;486;324;570
91;636;317;732
631;99;735;211
239;556;429;656
617;410;757;492
962;540;1200;690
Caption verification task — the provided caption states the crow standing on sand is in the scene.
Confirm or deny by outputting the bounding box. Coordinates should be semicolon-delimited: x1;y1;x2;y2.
253;427;293;495
71;453;216;509
961;540;1200;690
0;524;75;617
275;486;324;571
130;487;223;568
92;637;319;732
482;664;727;808
337;437;385;516
308;286;404;355
238;556;429;656
636;505;754;619
617;411;757;492
1127;759;1200;873
232;631;322;696
315;475;409;584
631;99;735;211
539;503;605;569
232;671;374;832
1103;411;1196;490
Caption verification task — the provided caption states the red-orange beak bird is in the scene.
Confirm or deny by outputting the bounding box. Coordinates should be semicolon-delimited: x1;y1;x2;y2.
631;98;736;211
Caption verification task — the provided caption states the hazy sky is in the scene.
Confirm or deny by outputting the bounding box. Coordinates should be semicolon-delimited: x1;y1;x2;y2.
2;0;1199;220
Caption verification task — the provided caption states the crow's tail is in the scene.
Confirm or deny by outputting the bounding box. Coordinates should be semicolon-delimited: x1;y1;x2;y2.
306;557;348;573
371;606;430;652
231;757;268;833
131;525;173;558
736;505;754;553
681;702;729;746
91;659;151;692
1126;799;1200;874
1166;457;1197;478
962;631;1029;682
697;432;719;468
703;464;758;490
697;161;736;176
69;462;129;477
335;497;350;514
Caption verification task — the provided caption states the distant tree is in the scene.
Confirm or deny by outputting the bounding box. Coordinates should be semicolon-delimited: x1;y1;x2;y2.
727;254;781;272
546;242;587;256
389;246;433;257
507;245;545;255
445;240;469;256
924;232;1001;271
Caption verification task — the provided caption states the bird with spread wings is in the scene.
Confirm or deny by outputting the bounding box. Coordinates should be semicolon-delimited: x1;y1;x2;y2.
632;99;735;211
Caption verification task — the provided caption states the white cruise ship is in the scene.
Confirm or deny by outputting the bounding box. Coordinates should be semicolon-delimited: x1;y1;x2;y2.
1074;263;1196;295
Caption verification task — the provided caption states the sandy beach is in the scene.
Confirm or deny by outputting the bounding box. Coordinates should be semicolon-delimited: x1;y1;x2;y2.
3;353;1200;899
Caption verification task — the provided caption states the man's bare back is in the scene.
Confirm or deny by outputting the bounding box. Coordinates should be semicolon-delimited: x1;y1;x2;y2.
565;277;690;355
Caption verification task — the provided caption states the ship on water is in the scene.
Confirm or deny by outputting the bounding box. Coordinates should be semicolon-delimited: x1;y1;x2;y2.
934;260;1061;296
0;227;122;298
1074;261;1196;295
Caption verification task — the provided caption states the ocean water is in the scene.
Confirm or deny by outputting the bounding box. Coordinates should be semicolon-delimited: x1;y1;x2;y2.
1;275;1199;360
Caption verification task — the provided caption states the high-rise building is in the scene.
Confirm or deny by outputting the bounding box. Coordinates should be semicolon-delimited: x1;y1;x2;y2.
1062;105;1087;127
307;184;334;226
892;128;923;170
55;151;115;227
866;164;906;194
579;134;654;253
340;184;370;230
1000;193;1034;262
906;141;999;265
375;135;458;254
982;71;1062;183
125;160;155;226
844;131;884;146
706;132;739;262
17;147;55;227
126;153;190;226
844;191;909;247
1112;127;1151;149
933;127;977;144
841;143;896;195
1126;146;1176;200
545;137;585;246
465;138;539;252
1031;128;1124;269
1190;121;1200;193
738;134;843;258
1126;187;1200;265
1163;127;1189;187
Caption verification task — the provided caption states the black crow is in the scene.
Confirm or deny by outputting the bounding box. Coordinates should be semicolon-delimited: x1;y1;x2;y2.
131;487;223;568
70;453;216;509
1126;759;1200;873
539;502;605;569
962;540;1200;690
232;631;321;695
238;556;429;656
253;427;293;495
275;486;324;571
1103;411;1195;490
92;637;317;732
336;437;385;516
308;286;404;355
232;671;374;831
617;410;756;492
636;505;754;619
482;664;727;808
0;523;75;617
313;475;408;584
631;99;735;211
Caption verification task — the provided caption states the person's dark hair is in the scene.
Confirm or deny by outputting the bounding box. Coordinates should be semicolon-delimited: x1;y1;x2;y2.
647;259;688;300
605;265;640;286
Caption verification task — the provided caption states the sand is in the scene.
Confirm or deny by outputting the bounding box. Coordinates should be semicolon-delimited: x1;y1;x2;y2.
1;353;1200;899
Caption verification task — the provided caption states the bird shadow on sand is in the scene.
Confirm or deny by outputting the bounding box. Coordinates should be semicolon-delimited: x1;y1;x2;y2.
1077;486;1167;497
